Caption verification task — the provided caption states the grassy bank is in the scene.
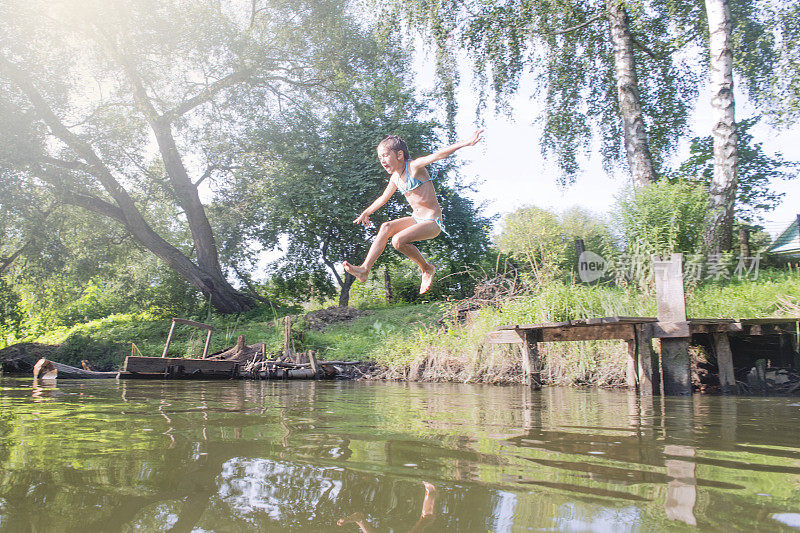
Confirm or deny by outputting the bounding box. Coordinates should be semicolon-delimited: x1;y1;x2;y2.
6;269;800;384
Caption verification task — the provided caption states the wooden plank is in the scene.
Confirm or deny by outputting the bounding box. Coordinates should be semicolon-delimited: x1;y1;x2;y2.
739;318;800;325
686;318;737;325
496;321;570;331
541;324;635;342
202;329;213;359
172;318;214;331
486;329;524;344
124;356;238;377
496;317;657;330
33;358;119;380
648;321;691;338
605;316;659;324
714;333;736;394
308;350;318;374
652;253;687;322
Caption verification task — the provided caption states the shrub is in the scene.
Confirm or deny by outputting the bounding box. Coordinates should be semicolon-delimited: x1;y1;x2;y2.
495;205;613;283
614;180;708;258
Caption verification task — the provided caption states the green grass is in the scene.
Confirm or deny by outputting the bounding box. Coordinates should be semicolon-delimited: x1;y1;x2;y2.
17;269;800;381
304;303;442;362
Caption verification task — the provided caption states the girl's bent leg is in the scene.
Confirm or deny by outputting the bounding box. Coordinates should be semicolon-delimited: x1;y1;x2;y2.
390;221;441;294
343;217;416;282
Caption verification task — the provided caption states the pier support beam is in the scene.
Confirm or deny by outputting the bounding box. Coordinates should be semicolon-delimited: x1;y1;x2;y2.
714;333;736;394
626;339;638;390
636;326;655;395
521;330;542;390
653;254;691;395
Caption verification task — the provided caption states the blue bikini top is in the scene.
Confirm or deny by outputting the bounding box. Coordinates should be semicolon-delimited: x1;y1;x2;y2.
393;161;431;195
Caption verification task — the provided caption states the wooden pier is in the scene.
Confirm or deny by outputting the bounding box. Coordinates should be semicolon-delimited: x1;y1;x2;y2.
488;254;800;395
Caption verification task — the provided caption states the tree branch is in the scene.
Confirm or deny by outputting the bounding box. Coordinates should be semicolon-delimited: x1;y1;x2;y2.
195;164;242;188
40;156;96;174
231;263;270;303
321;239;344;288
0;242;31;275
512;11;606;35
0;55;139;208
58;190;127;224
164;69;252;121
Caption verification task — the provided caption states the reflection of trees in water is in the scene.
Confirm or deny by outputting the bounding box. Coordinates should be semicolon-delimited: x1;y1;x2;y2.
2;379;800;531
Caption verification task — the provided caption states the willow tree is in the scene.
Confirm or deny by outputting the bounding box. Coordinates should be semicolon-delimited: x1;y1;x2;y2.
378;0;701;186
0;0;381;313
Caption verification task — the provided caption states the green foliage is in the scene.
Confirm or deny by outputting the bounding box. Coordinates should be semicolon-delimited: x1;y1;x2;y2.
15;267;800;385
668;117;798;222
379;0;704;182
495;205;611;282
52;332;125;371
227;72;493;305
0;278;23;348
686;268;800;318
496;205;566;280
303;303;442;361
265;269;337;306
769;1;800;124
614;180;709;258
2;0;408;315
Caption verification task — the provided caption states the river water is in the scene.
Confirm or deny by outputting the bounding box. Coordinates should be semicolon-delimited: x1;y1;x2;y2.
0;377;799;532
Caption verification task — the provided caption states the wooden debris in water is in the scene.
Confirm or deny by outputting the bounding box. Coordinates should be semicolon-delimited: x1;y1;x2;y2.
33;358;119;380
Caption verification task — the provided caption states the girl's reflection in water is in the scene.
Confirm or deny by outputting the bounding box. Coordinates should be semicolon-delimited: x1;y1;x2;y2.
338;481;437;533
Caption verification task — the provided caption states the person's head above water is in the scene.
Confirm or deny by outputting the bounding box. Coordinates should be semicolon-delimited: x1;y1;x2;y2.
378;135;409;162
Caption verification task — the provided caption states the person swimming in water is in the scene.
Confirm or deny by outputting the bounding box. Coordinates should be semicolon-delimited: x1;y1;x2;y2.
343;130;483;294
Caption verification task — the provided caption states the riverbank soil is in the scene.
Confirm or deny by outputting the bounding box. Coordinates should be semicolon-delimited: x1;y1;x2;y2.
0;343;59;374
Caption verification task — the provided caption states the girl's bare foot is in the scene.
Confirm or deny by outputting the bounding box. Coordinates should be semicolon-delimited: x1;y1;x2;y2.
343;261;368;282
419;264;436;294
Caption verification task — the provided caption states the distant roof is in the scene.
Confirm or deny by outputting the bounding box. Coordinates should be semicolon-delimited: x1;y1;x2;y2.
768;218;800;255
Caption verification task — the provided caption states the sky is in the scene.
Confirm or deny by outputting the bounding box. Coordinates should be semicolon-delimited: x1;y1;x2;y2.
415;55;800;239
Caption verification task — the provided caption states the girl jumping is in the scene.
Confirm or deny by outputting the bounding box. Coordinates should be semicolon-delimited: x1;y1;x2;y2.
343;130;483;294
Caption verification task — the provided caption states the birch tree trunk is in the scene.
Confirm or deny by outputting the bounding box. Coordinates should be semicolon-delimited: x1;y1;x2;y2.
605;0;657;188
703;0;738;254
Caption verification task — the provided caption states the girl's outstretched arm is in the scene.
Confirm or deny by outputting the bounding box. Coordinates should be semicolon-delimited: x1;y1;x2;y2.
354;180;397;226
411;129;484;170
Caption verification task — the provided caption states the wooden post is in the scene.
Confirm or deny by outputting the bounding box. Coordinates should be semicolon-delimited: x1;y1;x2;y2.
283;316;292;360
162;319;177;358
653;254;691;395
384;266;393;303
521;329;542;390
738;225;751;258
636;324;655;396
162;318;214;359
308;350;319;375
575;238;586;259
202;329;213;359
626;338;638;390
714;333;736;394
